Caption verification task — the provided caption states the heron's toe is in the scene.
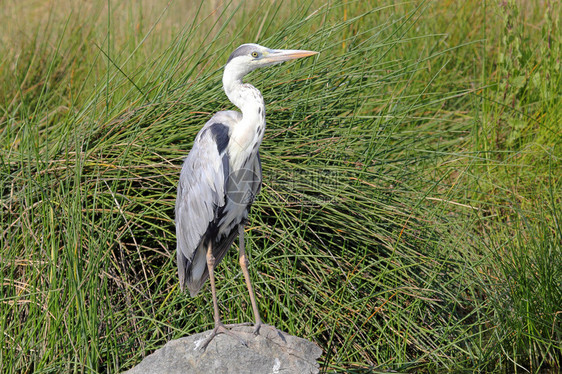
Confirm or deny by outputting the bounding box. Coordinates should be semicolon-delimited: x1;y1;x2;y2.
252;322;262;336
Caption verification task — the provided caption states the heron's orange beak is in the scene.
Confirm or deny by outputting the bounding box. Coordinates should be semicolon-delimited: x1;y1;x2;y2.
263;49;319;64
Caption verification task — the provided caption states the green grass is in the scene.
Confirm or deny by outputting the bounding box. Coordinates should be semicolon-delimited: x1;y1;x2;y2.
1;0;560;372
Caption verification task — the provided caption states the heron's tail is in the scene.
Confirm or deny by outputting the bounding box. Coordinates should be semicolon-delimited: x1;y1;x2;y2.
178;247;208;297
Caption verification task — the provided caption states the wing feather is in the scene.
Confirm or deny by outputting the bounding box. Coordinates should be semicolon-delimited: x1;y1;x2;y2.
175;111;242;296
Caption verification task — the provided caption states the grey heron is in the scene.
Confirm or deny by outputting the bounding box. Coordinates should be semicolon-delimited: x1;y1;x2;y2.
175;43;318;349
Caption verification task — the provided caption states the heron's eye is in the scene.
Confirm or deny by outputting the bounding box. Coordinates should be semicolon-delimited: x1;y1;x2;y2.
251;51;259;58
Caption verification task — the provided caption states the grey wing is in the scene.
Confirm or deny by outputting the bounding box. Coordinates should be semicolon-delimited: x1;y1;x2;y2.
175;127;228;293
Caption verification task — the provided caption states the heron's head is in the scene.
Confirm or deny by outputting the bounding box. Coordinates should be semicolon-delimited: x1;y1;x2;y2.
224;43;318;79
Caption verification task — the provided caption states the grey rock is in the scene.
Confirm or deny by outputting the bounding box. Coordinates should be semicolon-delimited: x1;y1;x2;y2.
123;325;323;374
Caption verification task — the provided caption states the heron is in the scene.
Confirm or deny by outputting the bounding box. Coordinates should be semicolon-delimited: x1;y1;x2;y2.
175;43;318;349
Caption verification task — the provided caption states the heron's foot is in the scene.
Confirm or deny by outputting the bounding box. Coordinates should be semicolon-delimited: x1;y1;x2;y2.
252;321;262;335
197;323;247;351
256;323;287;343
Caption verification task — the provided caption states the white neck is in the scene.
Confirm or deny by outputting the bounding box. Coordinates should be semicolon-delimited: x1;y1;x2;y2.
222;64;266;157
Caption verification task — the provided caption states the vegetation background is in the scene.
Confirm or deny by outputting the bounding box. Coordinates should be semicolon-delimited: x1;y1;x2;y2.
1;0;560;372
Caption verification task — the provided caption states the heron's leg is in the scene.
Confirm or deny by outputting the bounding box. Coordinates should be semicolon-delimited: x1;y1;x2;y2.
206;242;221;327
198;242;247;351
238;225;263;335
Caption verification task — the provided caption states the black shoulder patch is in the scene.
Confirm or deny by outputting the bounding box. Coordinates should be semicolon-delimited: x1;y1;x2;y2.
209;123;230;153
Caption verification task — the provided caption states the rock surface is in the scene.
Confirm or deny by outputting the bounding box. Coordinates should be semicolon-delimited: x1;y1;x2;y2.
123;325;323;374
